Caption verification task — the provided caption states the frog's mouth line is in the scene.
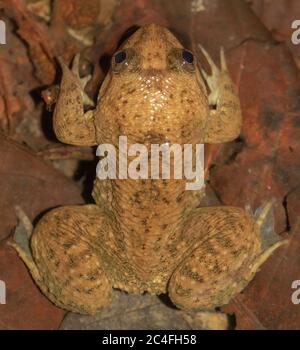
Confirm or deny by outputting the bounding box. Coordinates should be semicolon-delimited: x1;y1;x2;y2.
95;135;204;191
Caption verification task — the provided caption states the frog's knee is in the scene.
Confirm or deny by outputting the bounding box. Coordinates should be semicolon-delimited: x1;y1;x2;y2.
29;205;112;314
168;207;263;310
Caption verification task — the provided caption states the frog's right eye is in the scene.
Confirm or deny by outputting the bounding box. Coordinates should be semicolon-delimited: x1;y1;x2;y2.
112;48;139;74
168;48;196;73
114;51;126;64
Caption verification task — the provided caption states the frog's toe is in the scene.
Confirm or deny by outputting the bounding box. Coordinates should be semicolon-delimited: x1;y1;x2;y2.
198;44;222;106
71;53;94;107
13;206;33;255
57;54;94;108
9;207;42;284
250;199;284;250
246;199;288;268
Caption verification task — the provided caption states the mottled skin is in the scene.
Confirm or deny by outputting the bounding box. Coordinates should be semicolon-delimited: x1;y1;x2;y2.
13;24;282;314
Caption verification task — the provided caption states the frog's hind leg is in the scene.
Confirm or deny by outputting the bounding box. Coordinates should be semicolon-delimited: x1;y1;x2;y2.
168;206;286;310
10;205;112;314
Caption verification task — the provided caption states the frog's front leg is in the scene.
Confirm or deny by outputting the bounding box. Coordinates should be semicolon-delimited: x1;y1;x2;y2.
168;206;284;310
199;46;242;143
54;54;97;146
11;205;112;314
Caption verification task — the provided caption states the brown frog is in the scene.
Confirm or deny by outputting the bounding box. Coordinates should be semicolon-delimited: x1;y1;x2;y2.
12;24;284;314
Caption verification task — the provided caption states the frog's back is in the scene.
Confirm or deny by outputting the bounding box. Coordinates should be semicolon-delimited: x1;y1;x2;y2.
92;24;208;291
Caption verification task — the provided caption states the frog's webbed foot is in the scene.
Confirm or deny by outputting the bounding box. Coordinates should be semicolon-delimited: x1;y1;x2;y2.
168;205;286;311
247;199;288;267
11;205;112;314
9;207;43;286
198;45;242;143
54;54;97;146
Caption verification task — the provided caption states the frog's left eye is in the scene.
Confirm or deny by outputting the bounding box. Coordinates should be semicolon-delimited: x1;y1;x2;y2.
114;51;126;64
112;48;139;74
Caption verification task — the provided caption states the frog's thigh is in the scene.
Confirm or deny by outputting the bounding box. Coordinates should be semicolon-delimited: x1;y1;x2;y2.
31;205;112;314
168;207;260;310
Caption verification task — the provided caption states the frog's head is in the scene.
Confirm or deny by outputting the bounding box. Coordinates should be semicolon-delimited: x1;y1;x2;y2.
97;24;208;145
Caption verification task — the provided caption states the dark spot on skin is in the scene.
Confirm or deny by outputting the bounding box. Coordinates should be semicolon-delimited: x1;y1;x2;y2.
181;129;191;138
261;109;284;130
231;250;241;257
145;131;168;144
170;94;174;99
163;198;170;205
133;192;142;204
118;123;124;135
123;100;128;104
63;242;73;250
142;219;148;225
176;195;183;203
181;90;187;96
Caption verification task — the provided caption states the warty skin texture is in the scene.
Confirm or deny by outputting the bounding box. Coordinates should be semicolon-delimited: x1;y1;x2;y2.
12;24;282;314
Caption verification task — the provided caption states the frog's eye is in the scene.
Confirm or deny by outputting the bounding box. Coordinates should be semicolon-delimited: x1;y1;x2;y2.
114;51;126;64
168;48;195;73
112;48;139;74
182;50;194;64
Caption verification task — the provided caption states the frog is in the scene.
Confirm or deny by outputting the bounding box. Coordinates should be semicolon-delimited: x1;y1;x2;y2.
12;24;284;315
